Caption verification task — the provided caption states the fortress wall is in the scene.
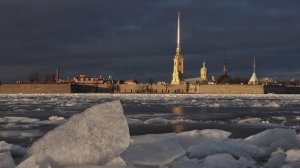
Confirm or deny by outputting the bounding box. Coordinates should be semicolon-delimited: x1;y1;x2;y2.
116;84;188;94
148;84;167;93
189;84;264;94
116;84;264;94
96;84;114;93
0;84;72;94
286;86;300;94
117;84;148;93
147;84;187;93
164;84;188;93
1;83;296;94
71;84;115;93
263;85;286;94
71;84;97;93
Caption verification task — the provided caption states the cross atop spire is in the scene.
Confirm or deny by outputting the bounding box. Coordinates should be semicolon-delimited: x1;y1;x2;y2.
253;56;256;74
176;12;181;54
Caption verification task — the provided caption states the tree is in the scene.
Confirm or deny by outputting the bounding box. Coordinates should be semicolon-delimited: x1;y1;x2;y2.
29;72;39;82
44;74;56;82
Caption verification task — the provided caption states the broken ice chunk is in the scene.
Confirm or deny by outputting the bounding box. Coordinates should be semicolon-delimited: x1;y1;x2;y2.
27;100;129;167
122;133;185;167
0;151;16;168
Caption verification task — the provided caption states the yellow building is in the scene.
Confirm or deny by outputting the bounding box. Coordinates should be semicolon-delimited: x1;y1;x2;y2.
171;12;184;85
200;60;208;80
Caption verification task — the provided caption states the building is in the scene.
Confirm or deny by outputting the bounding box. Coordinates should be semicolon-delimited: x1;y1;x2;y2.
248;56;259;85
124;79;138;85
171;12;184;85
72;74;105;84
200;60;208;80
218;63;230;84
55;66;60;83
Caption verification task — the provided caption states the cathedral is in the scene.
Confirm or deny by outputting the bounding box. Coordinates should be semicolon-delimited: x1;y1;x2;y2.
248;56;258;84
170;13;259;85
171;12;184;85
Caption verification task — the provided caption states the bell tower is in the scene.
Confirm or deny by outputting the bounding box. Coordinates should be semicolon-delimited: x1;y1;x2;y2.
171;12;184;85
200;60;207;80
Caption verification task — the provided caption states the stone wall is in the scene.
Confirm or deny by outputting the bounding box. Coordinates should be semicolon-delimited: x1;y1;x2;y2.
116;84;188;94
116;84;147;93
1;83;298;94
286;86;300;94
188;84;264;94
263;85;286;94
71;84;115;93
0;84;72;94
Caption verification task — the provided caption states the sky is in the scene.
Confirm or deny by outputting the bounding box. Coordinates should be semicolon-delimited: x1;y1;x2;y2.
0;0;299;83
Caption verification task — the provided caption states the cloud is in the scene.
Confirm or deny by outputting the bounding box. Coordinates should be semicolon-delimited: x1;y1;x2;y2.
0;0;299;82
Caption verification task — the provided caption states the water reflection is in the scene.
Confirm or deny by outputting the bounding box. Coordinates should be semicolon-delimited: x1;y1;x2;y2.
172;106;185;133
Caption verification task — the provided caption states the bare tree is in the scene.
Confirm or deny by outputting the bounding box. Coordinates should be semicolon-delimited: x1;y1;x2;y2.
29;72;39;82
44;74;56;82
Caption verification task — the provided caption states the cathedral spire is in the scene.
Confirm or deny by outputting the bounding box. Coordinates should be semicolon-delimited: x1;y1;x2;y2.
176;12;181;54
248;56;258;85
171;12;184;85
253;56;256;74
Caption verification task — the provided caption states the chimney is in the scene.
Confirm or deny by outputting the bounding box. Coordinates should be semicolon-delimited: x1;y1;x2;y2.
56;66;60;83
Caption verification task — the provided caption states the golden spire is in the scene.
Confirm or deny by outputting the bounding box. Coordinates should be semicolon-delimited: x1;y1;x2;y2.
176;12;181;54
223;63;227;76
253;56;256;74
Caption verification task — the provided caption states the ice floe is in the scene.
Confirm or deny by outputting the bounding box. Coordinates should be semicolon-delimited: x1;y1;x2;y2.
264;150;287;168
23;100;130;167
0;141;27;156
144;117;170;125
0;129;42;138
176;129;231;150
0;117;40;123
0;116;66;126
199;153;256;168
0;151;15;168
126;118;144;125
0;96;299;167
285;149;300;163
121;133;185;167
244;128;299;154
186;139;266;160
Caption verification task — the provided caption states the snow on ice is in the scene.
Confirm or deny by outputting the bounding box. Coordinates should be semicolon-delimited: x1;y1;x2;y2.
245;128;299;154
121;133;185;167
176;129;231;150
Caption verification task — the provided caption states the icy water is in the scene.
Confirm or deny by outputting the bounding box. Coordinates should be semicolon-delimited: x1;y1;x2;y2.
1;94;300;148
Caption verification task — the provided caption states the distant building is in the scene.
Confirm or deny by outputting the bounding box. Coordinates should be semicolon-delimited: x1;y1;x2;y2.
56;66;60;83
124;79;138;85
200;60;208;81
218;63;230;84
171;12;184;85
260;77;274;85
208;76;216;85
248;56;259;85
72;74;105;84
